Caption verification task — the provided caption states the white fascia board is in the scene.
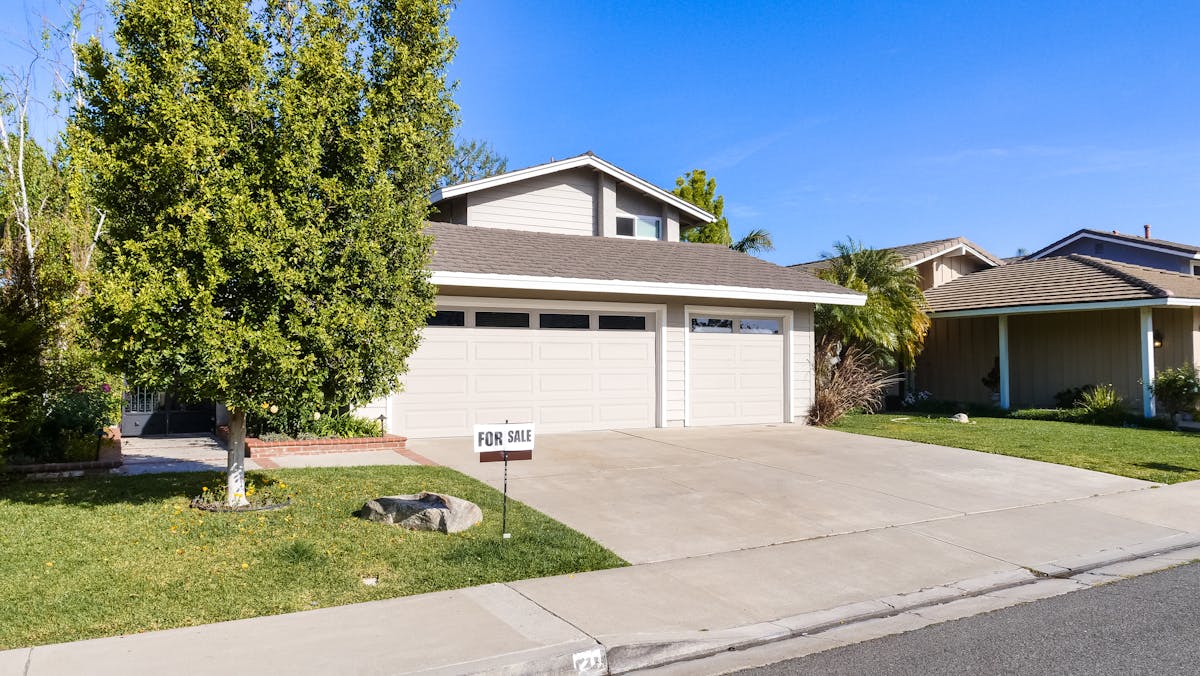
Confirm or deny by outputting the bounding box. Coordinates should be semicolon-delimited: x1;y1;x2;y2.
430;271;868;306
430;155;717;223
901;243;999;270
1029;232;1200;261
928;297;1200;318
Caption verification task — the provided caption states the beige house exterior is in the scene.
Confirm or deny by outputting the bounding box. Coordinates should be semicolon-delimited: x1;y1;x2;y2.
918;255;1200;416
354;153;865;438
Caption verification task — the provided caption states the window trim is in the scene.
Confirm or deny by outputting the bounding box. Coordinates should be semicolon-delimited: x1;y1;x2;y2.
614;213;662;241
1192;262;1200;276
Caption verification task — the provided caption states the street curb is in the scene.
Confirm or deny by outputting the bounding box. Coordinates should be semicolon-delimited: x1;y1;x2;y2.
599;532;1200;674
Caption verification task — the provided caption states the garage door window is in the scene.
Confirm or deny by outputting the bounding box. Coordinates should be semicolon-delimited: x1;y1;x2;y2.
427;310;466;327
598;315;647;331
539;313;590;329
475;311;530;328
691;317;734;333
740;319;781;334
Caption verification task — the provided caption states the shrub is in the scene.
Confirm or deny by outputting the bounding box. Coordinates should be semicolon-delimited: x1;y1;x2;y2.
1077;384;1126;425
809;347;902;426
1150;365;1200;419
249;411;383;440
1052;385;1094;410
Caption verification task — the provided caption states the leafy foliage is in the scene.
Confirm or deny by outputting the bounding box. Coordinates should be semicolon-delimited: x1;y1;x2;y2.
673;169;774;255
440;138;507;187
1053;385;1095;409
76;0;457;431
250;411;383;440
1150;365;1200;419
814;239;930;371
1076;384;1126;425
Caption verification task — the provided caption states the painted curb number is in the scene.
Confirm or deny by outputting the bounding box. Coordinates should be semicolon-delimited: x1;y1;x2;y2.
572;647;606;674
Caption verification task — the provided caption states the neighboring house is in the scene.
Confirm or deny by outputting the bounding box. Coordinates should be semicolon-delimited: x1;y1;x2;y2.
347;152;866;438
791;236;1004;292
1027;226;1200;276
917;255;1200;416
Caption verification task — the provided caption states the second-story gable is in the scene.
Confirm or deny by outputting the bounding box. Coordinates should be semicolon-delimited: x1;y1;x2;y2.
428;152;715;242
1028;227;1200;276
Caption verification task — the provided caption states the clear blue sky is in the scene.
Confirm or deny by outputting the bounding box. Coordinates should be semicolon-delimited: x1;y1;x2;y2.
5;1;1198;266
448;0;1200;265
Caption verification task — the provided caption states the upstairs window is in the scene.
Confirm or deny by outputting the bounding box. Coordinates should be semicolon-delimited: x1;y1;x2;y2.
616;215;661;240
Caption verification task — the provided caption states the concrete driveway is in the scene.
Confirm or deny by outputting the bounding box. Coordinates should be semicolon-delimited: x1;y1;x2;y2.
408;424;1151;564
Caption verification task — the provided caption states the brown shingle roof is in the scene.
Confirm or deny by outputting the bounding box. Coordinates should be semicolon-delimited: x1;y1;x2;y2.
1030;228;1200;258
427;222;862;299
924;254;1200;313
790;236;1003;273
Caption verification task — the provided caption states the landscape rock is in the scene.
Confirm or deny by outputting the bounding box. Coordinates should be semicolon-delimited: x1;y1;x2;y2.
951;413;970;423
359;492;482;533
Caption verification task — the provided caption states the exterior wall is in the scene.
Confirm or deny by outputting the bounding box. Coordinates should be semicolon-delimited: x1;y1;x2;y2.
615;185;665;226
915;316;1000;404
1153;308;1196;372
1008;310;1143;408
912;254;988;291
466;167;596;236
1045;237;1193;274
664;304;686;426
792;305;815;422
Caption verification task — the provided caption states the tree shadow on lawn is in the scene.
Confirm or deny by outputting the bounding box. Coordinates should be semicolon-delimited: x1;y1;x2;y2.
1133;462;1200;475
0;470;230;508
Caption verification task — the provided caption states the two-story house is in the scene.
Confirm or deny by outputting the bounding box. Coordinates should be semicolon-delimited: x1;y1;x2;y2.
352;153;866;438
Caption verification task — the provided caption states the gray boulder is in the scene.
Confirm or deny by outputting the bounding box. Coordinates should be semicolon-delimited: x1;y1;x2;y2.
359;492;482;533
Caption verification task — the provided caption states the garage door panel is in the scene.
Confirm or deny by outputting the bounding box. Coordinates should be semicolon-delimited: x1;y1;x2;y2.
539;405;595;425
396;308;656;437
475;341;533;361
598;372;652;392
690;322;785;426
540;373;593;392
539;342;592;360
475;374;534;394
599;403;654;423
404;374;468;396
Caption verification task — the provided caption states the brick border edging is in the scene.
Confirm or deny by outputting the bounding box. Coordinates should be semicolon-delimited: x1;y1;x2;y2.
214;426;435;464
3;457;123;475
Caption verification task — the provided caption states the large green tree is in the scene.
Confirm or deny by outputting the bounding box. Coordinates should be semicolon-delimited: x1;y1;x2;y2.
76;0;457;503
440;138;507;187
672;169;773;255
813;239;930;370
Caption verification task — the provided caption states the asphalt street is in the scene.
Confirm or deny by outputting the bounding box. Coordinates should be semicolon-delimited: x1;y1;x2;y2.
737;561;1200;676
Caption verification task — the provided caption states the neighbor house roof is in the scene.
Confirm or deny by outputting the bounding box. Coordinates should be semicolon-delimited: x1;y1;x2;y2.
429;152;717;224
925;254;1200;316
790;236;1003;274
427;222;865;305
1028;228;1200;260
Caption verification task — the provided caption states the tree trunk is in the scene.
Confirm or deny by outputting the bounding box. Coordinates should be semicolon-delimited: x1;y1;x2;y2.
226;408;249;507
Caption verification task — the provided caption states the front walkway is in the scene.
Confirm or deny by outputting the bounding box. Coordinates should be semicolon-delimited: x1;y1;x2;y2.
116;435;417;475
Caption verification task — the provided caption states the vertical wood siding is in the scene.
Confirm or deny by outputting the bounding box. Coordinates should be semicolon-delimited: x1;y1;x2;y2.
1008;310;1142;408
467;168;597;235
1153;308;1195;371
916;316;999;404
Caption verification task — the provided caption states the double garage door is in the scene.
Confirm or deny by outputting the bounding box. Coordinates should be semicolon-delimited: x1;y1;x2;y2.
395;307;658;438
393;304;789;438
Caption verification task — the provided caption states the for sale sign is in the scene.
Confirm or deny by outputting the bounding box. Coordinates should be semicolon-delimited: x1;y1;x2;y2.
474;422;534;462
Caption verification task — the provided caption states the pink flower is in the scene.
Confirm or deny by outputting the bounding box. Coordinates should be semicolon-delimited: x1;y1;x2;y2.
100;383;112;393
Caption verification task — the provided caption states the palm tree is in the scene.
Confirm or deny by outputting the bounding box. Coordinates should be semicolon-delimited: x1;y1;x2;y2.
814;239;930;370
731;228;774;255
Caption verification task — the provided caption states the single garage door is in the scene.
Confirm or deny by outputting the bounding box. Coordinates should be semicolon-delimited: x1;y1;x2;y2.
689;315;786;425
395;307;656;438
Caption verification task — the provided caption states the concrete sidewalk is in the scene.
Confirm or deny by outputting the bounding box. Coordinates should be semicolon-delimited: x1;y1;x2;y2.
7;478;1200;675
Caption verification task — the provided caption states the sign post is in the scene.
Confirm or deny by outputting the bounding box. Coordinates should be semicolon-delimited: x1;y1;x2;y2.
474;421;535;539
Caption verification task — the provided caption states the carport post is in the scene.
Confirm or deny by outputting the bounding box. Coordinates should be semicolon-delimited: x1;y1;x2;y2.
998;315;1011;410
1140;307;1157;418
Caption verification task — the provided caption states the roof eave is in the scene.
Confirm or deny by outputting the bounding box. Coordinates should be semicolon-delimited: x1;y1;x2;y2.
928;296;1200;318
430;155;717;223
430;271;867;306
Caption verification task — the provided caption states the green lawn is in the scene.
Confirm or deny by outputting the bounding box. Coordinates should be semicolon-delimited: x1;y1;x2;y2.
833;413;1200;484
0;466;625;649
